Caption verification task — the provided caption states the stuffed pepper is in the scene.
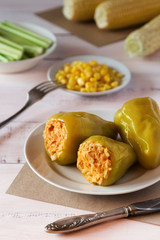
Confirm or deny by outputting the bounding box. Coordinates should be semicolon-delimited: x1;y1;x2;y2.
43;112;118;165
114;97;160;169
77;135;136;186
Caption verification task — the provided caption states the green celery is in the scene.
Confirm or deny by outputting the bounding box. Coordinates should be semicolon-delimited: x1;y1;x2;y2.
0;23;51;49
0;20;54;61
0;42;23;60
0;36;23;50
0;54;9;62
2;21;52;46
23;45;44;57
0;30;38;47
0;34;44;57
3;55;14;61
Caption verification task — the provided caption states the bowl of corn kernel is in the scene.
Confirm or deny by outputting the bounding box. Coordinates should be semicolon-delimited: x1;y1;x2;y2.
47;55;131;96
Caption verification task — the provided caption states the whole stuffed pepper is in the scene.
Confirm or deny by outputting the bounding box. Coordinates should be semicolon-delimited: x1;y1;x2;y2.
43;112;118;165
114;97;160;169
77;135;136;186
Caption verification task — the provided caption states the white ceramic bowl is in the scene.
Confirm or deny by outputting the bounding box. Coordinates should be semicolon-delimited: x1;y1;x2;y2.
0;22;57;73
47;55;131;97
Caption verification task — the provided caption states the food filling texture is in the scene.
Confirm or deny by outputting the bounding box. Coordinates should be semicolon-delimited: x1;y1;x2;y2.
43;120;66;161
77;141;112;185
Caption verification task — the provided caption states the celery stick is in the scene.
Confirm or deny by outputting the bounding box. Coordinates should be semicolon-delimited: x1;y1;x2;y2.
0;23;50;49
0;36;23;50
23;45;44;57
0;30;38;47
0;42;23;60
0;32;44;58
2;21;52;46
5;55;15;61
0;54;9;62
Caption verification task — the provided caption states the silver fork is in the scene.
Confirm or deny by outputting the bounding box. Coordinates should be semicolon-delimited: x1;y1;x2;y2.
0;81;64;128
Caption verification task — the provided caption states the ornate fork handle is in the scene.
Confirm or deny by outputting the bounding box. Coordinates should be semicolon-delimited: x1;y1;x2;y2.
45;207;129;233
45;197;160;234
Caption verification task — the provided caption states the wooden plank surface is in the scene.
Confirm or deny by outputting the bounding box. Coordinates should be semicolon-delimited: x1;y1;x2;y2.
0;1;160;239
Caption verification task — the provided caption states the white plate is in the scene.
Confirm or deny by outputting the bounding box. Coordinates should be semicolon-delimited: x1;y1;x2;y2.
24;110;160;195
0;22;57;73
47;55;131;96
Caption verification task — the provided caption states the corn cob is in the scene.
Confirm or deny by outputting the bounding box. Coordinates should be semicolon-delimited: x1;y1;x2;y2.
125;15;160;57
94;0;160;29
63;0;105;21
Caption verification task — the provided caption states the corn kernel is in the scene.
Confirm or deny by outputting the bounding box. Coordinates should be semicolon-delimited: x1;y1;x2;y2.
80;73;85;79
68;77;76;86
111;81;118;88
85;66;92;71
98;87;105;92
77;78;85;86
74;85;81;91
117;73;123;78
94;72;101;80
85;71;92;79
85;82;92;89
89;60;98;66
60;78;67;84
104;84;111;90
64;65;70;73
95;65;101;72
71;67;77;73
66;73;70;78
90;88;97;92
104;75;110;82
57;75;64;81
100;68;108;76
90;77;96;82
80;88;87;92
57;70;64;75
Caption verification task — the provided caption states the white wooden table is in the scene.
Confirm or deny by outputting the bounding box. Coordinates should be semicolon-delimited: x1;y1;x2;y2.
0;1;160;239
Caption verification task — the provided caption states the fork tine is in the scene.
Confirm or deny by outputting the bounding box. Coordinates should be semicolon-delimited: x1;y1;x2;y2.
43;85;63;93
37;81;64;91
29;82;48;91
36;82;54;89
30;81;52;90
37;83;54;91
29;81;65;95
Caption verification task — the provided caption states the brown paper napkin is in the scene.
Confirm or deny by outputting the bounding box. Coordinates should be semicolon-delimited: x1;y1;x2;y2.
7;163;160;226
36;7;137;47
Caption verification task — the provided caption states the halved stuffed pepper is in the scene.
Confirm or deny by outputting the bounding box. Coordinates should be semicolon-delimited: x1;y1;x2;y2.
77;135;136;186
43;112;118;165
